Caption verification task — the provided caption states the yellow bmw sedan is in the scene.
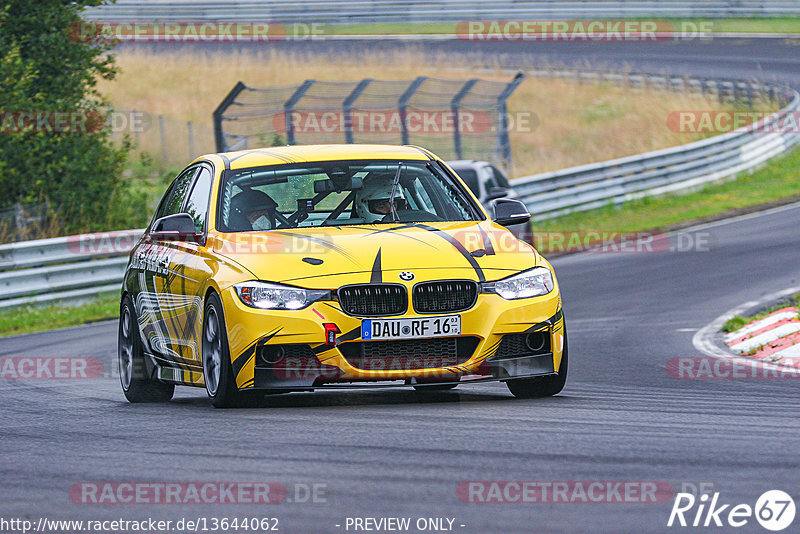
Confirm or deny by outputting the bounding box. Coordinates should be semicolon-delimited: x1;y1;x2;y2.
118;145;567;407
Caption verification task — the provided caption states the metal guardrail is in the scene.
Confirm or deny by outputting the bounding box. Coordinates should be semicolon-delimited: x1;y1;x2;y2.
0;230;143;308
510;73;800;219
83;1;800;22
2;72;798;308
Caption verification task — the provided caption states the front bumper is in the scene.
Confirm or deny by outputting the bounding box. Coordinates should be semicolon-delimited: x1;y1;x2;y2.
220;286;565;391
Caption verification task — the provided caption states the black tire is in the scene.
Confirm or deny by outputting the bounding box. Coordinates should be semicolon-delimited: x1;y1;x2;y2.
506;331;568;399
118;295;175;403
203;292;262;408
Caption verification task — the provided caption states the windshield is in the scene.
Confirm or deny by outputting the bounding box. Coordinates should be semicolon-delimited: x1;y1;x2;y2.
217;159;481;231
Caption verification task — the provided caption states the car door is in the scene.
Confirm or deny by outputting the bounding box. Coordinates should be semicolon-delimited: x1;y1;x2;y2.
133;165;199;369
164;164;216;372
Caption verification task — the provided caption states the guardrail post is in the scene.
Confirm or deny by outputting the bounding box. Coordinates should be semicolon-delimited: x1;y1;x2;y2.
342;78;372;144
398;76;426;145
283;79;315;146
451;79;479;160
213;81;247;152
495;72;525;170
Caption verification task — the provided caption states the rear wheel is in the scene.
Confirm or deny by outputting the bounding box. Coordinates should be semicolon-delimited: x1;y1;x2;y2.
506;331;568;399
203;292;262;408
118;295;174;403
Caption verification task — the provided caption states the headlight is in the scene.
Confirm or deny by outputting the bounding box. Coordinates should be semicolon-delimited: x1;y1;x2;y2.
234;281;330;310
483;267;554;300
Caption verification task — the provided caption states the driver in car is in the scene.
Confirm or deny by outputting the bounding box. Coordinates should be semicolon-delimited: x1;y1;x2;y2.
354;177;407;222
230;189;277;231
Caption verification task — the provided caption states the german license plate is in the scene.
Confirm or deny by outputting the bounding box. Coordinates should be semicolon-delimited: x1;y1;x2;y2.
361;315;461;340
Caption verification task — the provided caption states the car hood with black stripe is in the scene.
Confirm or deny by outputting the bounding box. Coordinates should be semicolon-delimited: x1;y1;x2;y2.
209;221;540;289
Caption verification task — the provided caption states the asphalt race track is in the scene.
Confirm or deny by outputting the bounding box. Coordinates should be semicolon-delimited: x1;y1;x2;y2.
2;38;799;533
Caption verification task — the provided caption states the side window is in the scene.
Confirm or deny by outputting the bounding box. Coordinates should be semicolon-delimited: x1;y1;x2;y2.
456;168;480;197
183;166;213;233
152;167;198;226
164;167;198;217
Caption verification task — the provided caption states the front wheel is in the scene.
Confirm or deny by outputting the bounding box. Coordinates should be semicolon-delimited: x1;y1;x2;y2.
203;292;262;408
118;295;174;403
506;331;568;399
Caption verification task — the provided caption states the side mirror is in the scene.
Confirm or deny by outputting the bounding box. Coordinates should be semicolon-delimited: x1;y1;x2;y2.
486;186;509;201
150;213;202;242
491;198;531;227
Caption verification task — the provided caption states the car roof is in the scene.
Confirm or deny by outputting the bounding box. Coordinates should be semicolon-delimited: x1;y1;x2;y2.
200;144;431;170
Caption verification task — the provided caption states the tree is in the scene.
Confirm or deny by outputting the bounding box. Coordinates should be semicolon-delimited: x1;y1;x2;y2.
0;0;144;235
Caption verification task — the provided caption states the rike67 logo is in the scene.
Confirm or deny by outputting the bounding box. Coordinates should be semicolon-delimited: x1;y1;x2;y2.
668;490;796;531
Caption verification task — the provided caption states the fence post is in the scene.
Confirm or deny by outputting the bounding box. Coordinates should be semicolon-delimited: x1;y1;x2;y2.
451;79;479;160
495;72;525;170
158;115;167;161
398;76;426;145
187;121;195;158
342;78;372;144
283;79;315;146
213;81;247;152
133;109;141;147
14;203;24;242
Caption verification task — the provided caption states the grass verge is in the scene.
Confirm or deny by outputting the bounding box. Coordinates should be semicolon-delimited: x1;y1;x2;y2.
102;48;750;176
0;292;119;337
722;293;800;333
534;145;800;255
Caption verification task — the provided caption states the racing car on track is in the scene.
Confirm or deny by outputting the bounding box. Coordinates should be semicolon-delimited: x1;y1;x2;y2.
118;144;567;407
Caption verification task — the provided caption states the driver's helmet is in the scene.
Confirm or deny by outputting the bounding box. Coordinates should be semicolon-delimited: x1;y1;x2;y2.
229;189;276;230
354;177;406;223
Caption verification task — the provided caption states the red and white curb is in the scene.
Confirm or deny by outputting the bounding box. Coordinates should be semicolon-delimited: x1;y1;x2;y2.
725;307;800;364
692;286;800;376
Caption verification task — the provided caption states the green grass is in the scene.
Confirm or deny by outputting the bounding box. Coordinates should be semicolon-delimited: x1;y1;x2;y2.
722;293;800;333
697;17;800;34
534;145;800;251
317;17;800;36
0;292;119;337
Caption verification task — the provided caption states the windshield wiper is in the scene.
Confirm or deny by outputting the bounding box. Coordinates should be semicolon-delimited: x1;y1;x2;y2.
389;162;403;223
